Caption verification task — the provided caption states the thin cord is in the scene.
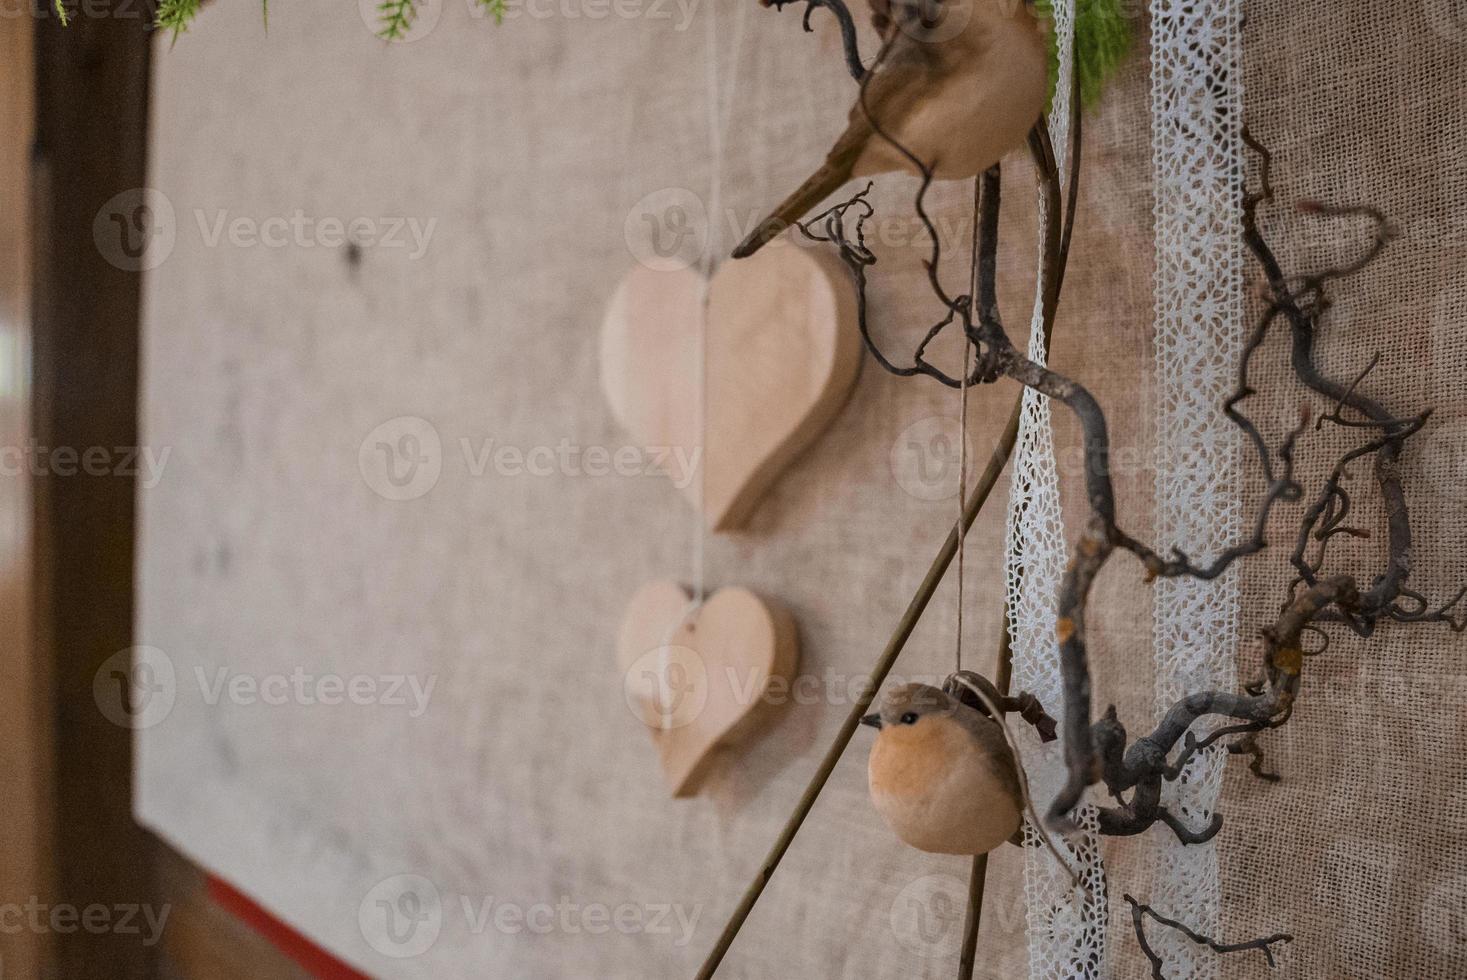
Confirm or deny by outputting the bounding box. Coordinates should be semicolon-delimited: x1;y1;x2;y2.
955;348;970;674
658;0;749;701
688;0;747;605
955;172;984;675
951;168;1080;885
947;672;1081;883
691;0;720;606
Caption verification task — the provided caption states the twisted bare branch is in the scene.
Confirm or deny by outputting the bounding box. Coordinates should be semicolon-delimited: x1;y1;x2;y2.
1125;895;1293;978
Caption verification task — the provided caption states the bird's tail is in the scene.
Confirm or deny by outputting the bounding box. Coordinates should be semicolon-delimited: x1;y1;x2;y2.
731;160;854;259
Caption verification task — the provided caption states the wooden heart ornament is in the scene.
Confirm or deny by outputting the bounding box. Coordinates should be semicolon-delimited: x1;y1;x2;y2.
600;246;862;531
617;580;799;797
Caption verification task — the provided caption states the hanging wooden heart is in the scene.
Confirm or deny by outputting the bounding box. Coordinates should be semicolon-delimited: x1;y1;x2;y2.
600;246;862;531
617;580;799;797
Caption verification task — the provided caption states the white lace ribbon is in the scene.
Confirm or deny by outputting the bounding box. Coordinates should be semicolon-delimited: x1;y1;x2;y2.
1005;3;1109;975
1147;0;1246;976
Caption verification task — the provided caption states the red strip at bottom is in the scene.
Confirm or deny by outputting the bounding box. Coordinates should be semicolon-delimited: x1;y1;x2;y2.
207;875;371;980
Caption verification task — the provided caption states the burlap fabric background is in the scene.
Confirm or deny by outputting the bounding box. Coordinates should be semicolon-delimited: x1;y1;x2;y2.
1223;4;1467;977
136;0;1464;975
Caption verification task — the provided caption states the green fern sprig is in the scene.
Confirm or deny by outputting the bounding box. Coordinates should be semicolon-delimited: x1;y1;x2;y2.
1035;0;1132;110
154;0;203;38
61;0;496;37
377;0;418;40
477;0;508;25
376;0;509;38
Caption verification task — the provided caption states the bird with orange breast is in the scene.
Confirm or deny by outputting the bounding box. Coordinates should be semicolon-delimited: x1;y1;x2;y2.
732;0;1051;259
861;682;1024;855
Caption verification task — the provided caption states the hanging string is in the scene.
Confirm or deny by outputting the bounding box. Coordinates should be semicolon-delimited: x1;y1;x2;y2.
954;170;986;676
657;0;749;709
955;338;971;675
690;0;748;605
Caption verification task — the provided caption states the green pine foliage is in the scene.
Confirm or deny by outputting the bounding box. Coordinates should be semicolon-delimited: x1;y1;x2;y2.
1035;0;1132;109
68;0;1115;86
59;0;504;40
378;0;508;36
376;0;417;40
480;0;508;25
154;0;207;38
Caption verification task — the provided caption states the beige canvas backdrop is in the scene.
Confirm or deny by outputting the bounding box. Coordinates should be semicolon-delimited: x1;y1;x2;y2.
135;0;1465;976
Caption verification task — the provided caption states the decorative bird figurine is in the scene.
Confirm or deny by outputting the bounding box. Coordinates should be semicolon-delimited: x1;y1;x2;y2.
732;0;1050;258
862;682;1023;855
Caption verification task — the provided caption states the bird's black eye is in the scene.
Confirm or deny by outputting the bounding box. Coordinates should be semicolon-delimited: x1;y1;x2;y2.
900;712;919;725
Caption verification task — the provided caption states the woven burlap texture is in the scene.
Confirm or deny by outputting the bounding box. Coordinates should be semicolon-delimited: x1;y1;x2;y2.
136;1;1465;976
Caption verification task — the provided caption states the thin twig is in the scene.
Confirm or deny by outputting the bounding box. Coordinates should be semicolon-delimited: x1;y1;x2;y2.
803;114;1459;853
1228;733;1281;783
762;0;868;82
693;392;1028;979
719;9;1463;970
957;853;990;980
956;98;1081;977
1125;894;1292;978
956;616;1012;980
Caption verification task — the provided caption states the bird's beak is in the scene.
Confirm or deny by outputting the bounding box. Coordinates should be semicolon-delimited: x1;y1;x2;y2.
861;713;882;729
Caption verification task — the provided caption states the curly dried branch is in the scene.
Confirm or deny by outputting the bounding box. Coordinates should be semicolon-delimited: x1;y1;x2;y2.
761;16;1459;964
800;110;1460;847
704;9;1462;976
1389;585;1467;631
761;0;868;82
1125;895;1293;978
1229;732;1281;783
